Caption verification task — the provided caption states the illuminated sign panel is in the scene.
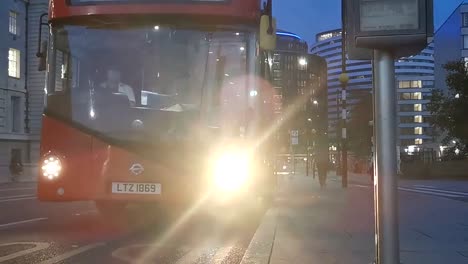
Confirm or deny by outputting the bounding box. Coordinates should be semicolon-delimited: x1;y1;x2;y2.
69;0;228;5
359;0;419;32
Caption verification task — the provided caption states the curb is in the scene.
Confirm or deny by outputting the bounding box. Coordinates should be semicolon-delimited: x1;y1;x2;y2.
240;208;278;264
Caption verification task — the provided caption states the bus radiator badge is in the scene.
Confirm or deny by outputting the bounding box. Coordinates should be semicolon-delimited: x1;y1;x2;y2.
129;163;144;176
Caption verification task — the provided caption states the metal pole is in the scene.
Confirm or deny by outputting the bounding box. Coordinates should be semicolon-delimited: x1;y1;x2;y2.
340;0;348;187
373;49;400;264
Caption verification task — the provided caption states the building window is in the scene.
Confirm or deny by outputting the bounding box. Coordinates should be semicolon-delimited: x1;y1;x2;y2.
399;81;410;88
9;11;18;35
11;96;21;133
415;138;423;145
414;115;423;123
414;104;422;112
399;80;422;89
414;127;423;135
401;92;422;100
400;116;413;123
464;35;468;49
411;81;422;88
463;13;468;27
8;49;20;78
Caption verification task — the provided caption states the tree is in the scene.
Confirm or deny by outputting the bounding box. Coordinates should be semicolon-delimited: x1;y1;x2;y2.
348;91;373;159
428;61;468;157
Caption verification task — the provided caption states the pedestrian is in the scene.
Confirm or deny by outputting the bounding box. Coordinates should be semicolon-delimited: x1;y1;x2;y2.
9;153;23;182
317;157;328;189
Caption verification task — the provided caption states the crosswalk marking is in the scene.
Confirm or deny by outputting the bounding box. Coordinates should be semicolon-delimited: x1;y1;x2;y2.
0;242;50;262
38;242;105;264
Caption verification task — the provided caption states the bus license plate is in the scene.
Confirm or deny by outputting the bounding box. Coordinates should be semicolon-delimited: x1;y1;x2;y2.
111;182;161;194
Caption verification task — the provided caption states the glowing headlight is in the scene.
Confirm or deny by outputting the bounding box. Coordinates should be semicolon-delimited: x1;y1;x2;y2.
41;155;62;180
213;151;250;191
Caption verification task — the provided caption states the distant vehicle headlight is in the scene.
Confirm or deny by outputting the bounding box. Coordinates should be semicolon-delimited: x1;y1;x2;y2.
41;155;62;180
212;151;250;192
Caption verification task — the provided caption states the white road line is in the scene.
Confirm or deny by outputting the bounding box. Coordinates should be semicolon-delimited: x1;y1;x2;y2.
411;186;468;196
352;184;370;188
0;196;35;203
0;242;50;262
412;184;435;189
38;243;105;264
0;194;36;199
0;217;48;228
0;187;35;192
398;187;465;198
211;246;232;264
175;247;205;264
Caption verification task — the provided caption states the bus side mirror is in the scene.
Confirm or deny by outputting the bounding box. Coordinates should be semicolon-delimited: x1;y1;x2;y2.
37;13;48;72
259;15;276;51
37;41;48;72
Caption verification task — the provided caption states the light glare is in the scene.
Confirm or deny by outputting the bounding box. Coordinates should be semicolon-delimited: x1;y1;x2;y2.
213;152;249;192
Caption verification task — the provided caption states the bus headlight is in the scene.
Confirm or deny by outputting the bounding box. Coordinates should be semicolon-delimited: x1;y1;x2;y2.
212;151;250;192
41;155;62;180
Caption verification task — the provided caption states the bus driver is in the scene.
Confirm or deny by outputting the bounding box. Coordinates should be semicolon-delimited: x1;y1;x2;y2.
100;68;136;106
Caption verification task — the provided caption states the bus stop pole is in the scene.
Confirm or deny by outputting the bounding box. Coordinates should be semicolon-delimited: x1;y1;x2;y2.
373;49;400;264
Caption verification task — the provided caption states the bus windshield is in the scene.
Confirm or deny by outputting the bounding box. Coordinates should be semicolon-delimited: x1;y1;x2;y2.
47;25;250;143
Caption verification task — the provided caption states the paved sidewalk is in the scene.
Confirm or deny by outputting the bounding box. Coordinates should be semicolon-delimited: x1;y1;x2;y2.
242;172;468;264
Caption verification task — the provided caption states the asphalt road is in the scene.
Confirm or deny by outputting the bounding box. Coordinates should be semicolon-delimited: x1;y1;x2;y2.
2;178;468;264
0;182;265;264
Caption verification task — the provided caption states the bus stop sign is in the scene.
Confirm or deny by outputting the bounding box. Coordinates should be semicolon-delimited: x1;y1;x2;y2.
345;0;433;60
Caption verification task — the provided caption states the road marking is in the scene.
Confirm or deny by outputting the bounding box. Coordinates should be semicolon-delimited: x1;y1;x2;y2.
0;187;35;192
0;196;35;203
398;187;465;198
0;242;50;262
0;194;36;199
211;246;232;263
0;217;48;228
352;184;370;188
412;184;435;189
411;186;468;196
38;243;105;264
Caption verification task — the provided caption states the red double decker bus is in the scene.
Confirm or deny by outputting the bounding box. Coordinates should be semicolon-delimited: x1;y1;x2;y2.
37;0;278;220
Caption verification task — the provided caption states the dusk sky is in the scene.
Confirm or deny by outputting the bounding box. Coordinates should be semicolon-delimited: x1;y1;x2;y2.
273;0;466;47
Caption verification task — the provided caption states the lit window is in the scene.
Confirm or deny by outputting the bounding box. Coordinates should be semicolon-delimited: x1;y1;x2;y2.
414;127;423;135
399;81;410;88
413;92;422;100
8;48;20;78
415;138;423;145
9;11;18;35
414;115;423;123
411;80;422;88
414;104;422;112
